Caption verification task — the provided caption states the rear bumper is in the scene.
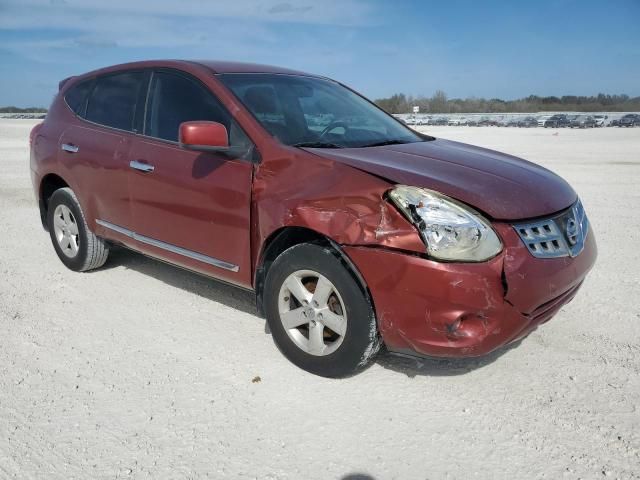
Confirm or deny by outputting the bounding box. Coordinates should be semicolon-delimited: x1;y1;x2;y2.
343;222;597;358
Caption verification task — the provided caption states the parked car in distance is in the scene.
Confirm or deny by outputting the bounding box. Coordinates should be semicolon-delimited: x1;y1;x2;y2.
466;118;478;126
544;114;571;128
517;116;538;128
593;115;608;127
432;117;448;125
30;60;597;377
478;117;499;127
506;118;520;127
447;117;462;126
538;115;551;127
619;113;640;127
570;115;597;128
608;119;620;127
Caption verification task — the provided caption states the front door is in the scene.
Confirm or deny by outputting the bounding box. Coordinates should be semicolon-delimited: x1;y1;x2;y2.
128;70;255;287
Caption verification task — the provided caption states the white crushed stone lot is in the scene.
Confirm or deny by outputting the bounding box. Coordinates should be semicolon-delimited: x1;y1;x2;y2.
1;119;639;479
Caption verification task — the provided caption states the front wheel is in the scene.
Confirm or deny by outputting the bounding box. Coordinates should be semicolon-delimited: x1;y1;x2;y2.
47;187;109;272
264;243;380;377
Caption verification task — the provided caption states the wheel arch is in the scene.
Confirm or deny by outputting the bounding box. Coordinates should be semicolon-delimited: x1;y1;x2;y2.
38;173;70;230
254;226;376;321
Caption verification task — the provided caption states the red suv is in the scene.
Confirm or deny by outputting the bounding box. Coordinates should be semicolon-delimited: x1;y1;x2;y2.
30;60;597;377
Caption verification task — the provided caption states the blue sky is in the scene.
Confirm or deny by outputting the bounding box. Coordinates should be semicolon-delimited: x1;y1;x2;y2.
1;0;639;107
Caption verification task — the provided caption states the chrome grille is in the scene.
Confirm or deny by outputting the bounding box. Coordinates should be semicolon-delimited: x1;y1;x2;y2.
514;200;589;259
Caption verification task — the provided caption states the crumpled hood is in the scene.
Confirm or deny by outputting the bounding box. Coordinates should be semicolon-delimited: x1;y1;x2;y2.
310;138;577;220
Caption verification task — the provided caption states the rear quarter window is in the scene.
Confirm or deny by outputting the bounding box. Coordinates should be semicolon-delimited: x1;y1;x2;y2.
86;72;145;131
64;80;93;116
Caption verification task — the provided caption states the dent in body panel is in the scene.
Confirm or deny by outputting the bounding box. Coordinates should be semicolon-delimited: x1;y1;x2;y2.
496;222;597;314
343;245;510;356
250;147;515;354
343;222;596;357
251;148;425;272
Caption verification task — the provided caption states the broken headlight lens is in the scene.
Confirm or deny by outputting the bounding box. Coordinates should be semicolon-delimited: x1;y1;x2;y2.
388;185;502;262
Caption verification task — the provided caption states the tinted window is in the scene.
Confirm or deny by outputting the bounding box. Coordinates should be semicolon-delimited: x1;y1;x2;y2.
146;71;231;142
86;72;144;131
64;80;92;116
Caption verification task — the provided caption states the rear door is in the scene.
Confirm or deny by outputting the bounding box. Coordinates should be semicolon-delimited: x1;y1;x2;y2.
58;71;147;235
128;69;254;287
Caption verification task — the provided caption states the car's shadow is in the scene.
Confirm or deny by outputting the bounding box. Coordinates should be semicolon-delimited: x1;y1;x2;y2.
101;246;520;377
103;246;258;316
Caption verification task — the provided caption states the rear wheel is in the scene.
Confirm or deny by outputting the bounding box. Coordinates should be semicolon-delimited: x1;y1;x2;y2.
47;187;109;272
264;243;380;377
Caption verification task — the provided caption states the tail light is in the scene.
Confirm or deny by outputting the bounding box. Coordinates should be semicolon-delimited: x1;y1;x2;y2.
29;122;43;147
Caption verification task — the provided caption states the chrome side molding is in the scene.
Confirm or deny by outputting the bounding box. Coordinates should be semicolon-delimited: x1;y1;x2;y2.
95;219;239;272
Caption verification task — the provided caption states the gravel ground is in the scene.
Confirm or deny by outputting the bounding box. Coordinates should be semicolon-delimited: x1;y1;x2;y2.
1;119;638;479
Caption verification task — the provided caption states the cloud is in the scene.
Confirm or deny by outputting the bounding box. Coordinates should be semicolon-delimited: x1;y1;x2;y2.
268;3;313;15
0;8;284;64
0;0;381;105
1;0;372;27
0;0;376;63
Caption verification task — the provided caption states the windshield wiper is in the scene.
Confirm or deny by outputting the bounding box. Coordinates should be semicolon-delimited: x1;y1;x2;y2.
292;141;344;149
359;139;410;148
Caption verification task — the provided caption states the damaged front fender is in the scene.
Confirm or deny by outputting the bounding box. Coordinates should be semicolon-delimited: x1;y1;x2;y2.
251;148;425;273
250;148;596;358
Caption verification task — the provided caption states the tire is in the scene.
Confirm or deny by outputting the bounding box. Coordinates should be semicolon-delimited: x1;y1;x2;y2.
264;243;380;377
46;187;109;272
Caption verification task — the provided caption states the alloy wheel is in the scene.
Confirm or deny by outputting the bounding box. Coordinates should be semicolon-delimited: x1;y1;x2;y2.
277;269;348;356
53;204;80;258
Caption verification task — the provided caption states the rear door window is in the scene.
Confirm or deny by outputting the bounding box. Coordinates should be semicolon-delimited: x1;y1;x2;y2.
86;71;145;131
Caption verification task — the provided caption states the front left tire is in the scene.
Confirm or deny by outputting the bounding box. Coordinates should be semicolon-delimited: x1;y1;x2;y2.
264;243;380;377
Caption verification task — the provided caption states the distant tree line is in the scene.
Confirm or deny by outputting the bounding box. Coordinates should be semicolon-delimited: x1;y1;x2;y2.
375;91;640;114
0;106;48;113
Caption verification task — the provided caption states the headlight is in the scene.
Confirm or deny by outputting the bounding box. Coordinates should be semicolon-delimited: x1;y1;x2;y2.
388;186;502;262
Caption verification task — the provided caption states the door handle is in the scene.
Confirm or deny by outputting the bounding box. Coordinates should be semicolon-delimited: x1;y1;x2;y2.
129;160;155;173
61;143;79;153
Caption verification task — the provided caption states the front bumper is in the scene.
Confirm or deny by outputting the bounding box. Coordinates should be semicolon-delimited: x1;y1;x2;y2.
343;222;597;358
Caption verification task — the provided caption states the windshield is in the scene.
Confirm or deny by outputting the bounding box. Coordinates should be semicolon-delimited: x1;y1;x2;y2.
218;73;425;148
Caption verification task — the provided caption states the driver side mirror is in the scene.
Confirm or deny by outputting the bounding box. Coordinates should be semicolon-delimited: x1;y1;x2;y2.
179;121;229;152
